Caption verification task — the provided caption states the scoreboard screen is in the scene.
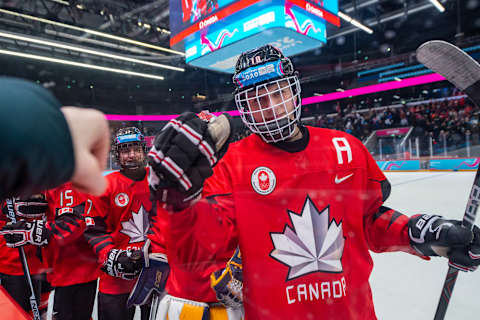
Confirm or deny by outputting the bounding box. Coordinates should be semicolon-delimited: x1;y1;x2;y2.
170;0;237;36
170;0;339;72
170;0;339;48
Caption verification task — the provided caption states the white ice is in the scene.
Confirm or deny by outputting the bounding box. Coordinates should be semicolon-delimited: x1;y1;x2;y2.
371;171;480;320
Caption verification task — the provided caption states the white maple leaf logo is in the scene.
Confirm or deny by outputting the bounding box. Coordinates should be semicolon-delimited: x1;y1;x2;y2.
259;172;268;181
120;205;150;243
270;196;345;280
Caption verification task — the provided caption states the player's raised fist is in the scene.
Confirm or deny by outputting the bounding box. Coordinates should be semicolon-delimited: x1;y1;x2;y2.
147;111;232;211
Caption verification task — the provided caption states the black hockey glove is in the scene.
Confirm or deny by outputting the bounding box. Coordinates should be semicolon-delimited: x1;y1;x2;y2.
147;112;232;211
102;248;143;280
0;220;50;247
211;247;243;309
1;194;48;219
408;214;480;272
15;194;48;218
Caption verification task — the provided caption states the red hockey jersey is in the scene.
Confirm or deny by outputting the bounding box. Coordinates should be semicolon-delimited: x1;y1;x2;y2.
168;127;415;320
0;202;45;276
149;205;232;302
43;183;100;287
86;170;151;295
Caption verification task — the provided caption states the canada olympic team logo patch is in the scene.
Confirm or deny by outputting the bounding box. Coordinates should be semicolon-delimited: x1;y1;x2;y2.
251;167;276;195
115;193;129;207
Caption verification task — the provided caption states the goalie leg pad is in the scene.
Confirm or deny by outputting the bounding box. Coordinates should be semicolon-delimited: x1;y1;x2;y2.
151;295;243;320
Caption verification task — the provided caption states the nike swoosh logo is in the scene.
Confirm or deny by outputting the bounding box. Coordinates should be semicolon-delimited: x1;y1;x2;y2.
335;173;354;184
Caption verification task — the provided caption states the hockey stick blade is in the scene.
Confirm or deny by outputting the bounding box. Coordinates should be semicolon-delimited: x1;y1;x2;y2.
416;40;480;107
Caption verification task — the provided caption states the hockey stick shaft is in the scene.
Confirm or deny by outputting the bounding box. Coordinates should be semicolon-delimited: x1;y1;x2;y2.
433;161;480;320
416;40;480;320
4;198;41;320
149;293;160;320
433;81;480;320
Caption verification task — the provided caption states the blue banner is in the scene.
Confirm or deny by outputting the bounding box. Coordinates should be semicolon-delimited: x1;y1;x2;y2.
429;158;479;170
376;160;421;171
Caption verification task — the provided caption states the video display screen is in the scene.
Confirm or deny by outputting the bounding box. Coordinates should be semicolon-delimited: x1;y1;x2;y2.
170;0;338;46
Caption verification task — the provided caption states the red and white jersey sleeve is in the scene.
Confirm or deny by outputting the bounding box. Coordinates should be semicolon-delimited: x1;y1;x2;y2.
43;183;100;287
151;161;237;302
361;147;413;253
85;170;152;295
169;127;414;319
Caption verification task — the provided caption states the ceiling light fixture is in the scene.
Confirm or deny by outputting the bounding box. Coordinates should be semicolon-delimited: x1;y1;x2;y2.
0;8;184;56
49;0;69;5
428;0;445;12
338;12;373;34
0;30;184;72
0;49;165;80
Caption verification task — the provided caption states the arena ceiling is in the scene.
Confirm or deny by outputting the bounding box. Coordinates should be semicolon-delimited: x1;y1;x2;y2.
0;0;478;115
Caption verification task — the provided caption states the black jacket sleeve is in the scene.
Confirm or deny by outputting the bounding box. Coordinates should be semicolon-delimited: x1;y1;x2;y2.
0;77;74;199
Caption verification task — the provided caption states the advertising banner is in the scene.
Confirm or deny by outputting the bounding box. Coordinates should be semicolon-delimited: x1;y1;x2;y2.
184;0;328;72
376;127;411;137
429;158;479;171
376;160;421;171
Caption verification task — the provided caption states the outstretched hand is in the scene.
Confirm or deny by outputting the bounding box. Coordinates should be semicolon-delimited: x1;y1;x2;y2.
61;107;110;196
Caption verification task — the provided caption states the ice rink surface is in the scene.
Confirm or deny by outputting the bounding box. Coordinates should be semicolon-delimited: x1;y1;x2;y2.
371;171;480;320
50;171;479;320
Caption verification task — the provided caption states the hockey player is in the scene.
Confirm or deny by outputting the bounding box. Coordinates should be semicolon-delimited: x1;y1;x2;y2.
146;45;480;319
126;111;242;320
0;197;47;316
85;127;151;320
0;187;100;320
44;183;99;320
141;204;243;320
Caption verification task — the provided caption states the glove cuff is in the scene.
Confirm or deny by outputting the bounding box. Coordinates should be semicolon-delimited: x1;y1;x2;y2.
408;214;443;256
103;248;122;277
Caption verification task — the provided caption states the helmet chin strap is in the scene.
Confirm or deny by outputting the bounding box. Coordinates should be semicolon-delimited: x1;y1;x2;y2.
255;116;298;143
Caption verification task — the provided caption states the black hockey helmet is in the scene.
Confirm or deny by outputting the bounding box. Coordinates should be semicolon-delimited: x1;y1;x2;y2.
233;44;296;94
112;127;147;167
232;45;302;143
